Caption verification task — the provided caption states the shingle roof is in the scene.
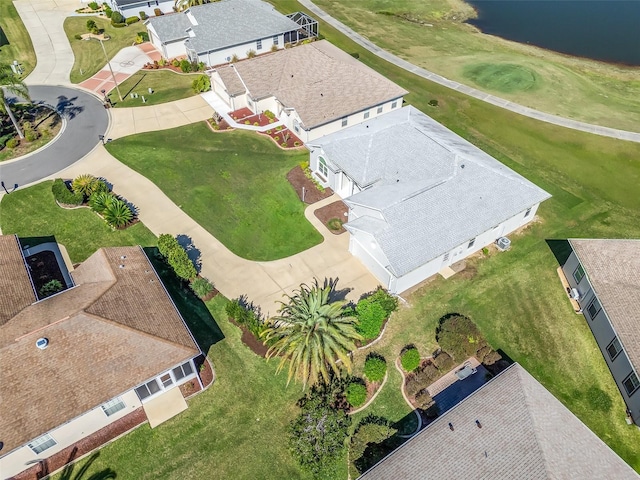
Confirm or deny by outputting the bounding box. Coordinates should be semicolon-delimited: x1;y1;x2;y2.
0;235;35;325
314;106;550;277
569;239;640;373
0;242;200;455
215;40;408;129
147;0;301;52
359;364;639;480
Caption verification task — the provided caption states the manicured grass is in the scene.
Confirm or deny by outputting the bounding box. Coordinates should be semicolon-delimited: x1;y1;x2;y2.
108;70;201;107
0;1;36;77
0;181;157;263
64;17;139;83
105;124;323;261
311;0;640;132
462;63;540;93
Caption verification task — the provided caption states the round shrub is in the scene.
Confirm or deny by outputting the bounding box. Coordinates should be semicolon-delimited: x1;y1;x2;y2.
190;277;214;298
6;137;19;149
355;300;386;341
364;355;387;382
400;347;420;372
74;33;83;40
110;11;124;24
52;178;83;206
346;381;367;408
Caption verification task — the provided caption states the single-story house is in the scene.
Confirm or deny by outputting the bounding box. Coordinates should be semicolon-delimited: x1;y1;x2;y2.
145;0;311;66
211;40;408;143
359;363;639;479
106;0;175;18
0;235;205;478
308;106;551;294
561;239;640;426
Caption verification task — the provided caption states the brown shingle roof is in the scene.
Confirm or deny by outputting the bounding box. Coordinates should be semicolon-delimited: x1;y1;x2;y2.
0;242;200;454
359;364;639;479
0;235;36;325
570;239;640;373
216;40;408;129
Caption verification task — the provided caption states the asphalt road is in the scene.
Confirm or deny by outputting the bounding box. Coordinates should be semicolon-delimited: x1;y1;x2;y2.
0;85;109;189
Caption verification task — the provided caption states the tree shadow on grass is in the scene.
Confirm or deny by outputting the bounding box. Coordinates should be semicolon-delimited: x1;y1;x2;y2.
144;247;224;355
26;448;116;480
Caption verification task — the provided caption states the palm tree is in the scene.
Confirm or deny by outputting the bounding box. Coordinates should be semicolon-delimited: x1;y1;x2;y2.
261;279;362;389
0;62;30;139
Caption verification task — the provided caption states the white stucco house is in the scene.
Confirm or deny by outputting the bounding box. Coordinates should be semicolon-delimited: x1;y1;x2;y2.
145;0;314;66
211;40;408;143
308;106;551;294
0;236;206;478
107;0;174;18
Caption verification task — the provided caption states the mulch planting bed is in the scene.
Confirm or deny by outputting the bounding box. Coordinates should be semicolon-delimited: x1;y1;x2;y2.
258;127;303;149
314;200;348;234
180;355;215;397
229;107;254;121
207;118;233;132
25;250;67;298
0;106;62;162
287;165;333;204
228;318;268;358
10;408;147;480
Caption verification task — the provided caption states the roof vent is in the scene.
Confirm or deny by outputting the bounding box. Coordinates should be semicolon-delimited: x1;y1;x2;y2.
448;422;454;432
119;264;125;269
461;164;465;169
120;255;127;260
36;337;49;350
475;419;482;428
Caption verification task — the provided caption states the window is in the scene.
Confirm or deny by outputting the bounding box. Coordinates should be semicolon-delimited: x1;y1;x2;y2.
524;207;532;217
364;111;370;119
623;372;640;396
135;379;161;401
573;264;585;283
468;238;476;249
294;121;300;133
273;35;279;46
173;361;195;381
391;101;398;109
318;157;329;178
101;397;126;417
160;373;173;388
587;298;601;319
377;106;383;114
607;337;623;361
256;39;262;50
29;434;57;454
341;117;348;127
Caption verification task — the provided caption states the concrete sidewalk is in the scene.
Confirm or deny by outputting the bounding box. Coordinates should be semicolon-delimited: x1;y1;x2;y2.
57;146;378;316
200;91;285;132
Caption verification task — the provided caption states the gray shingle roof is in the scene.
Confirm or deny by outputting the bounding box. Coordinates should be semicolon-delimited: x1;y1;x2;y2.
569;239;640;373
215;40;408;129
359;364;639;480
314;106;550;277
147;0;301;52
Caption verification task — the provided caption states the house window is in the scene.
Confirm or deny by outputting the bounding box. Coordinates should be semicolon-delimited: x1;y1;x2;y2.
391;101;398;109
28;434;57;454
623;372;640;396
587;298;601;319
172;360;195;381
364;111;370;119
160;373;173;388
573;264;585;283
273;35;279;45
524;207;532;217
135;378;161;401
377;106;383;114
341;117;348;127
256;39;262;50
101;397;126;417
607;337;623;361
318;157;329;178
468;238;476;249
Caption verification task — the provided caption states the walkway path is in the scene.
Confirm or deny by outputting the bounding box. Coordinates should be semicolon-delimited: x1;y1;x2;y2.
58;148;379;316
200;91;285;131
299;0;640;143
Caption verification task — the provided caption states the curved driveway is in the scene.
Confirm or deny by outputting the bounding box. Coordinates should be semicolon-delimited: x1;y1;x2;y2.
0;86;108;188
299;0;640;143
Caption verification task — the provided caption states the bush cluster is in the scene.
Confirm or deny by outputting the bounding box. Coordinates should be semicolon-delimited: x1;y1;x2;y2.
6;137;19;149
23;121;39;142
363;353;387;382
400;346;420;372
139;11;147;20
192;74;210;93
88;1;99;9
180;59;193;73
39;279;64;299
349;416;397;477
436;314;501;366
110;11;124;24
225;299;264;337
346;381;367;408
157;234;197;280
405;360;439;397
126;16;140;25
190;276;214;298
52;179;83;206
104;6;113;18
354;288;398;341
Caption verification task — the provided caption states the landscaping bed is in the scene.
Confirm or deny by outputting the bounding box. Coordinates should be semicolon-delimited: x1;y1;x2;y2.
314;200;348;234
0;105;62;162
258;126;303;149
25;250;67;300
228;317;268;358
286;165;333;204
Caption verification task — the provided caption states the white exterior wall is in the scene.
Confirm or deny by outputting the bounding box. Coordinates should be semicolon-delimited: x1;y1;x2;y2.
146;25;186;59
349;233;392;289
0;390;141;478
199;34;284;67
113;0;175;18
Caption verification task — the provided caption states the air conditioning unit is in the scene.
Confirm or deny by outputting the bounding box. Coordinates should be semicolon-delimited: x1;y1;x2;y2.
570;288;580;300
496;236;511;251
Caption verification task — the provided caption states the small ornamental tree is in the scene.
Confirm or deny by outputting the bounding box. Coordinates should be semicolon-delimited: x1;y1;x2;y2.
168;244;197;280
39;279;64;298
192;74;210;93
102;197;133;228
364;354;387;382
400;346;420;372
89;191;113;213
435;314;488;361
346;381;367;408
86;19;98;33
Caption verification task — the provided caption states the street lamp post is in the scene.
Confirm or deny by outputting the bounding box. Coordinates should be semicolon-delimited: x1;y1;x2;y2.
91;37;123;102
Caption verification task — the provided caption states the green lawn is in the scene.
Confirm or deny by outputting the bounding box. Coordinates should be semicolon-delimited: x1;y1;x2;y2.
310;0;640;132
108;70;200;107
105;124;323;261
64;16;140;83
0;181;157;263
0;1;36;77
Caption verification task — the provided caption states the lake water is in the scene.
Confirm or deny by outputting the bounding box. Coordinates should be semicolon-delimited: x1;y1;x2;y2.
466;0;640;66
